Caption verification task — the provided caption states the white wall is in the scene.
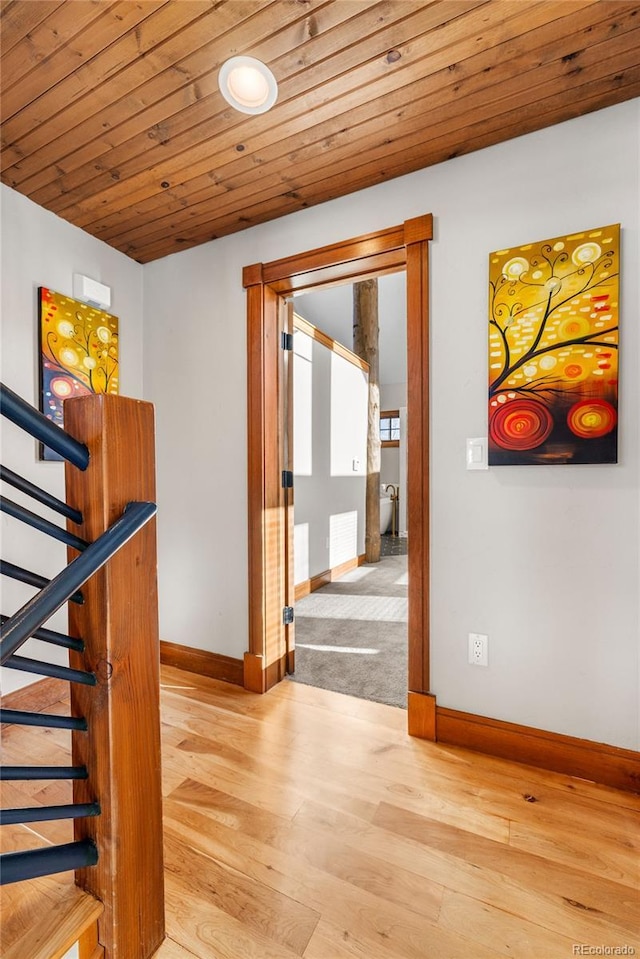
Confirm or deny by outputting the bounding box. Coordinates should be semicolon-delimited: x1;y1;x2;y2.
381;383;407;410
293;328;367;581
380;447;399;489
297;274;407;381
0;186;144;694
380;383;407;495
145;99;638;749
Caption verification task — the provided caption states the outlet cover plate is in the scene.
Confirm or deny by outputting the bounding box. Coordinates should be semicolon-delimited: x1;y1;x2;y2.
468;632;488;666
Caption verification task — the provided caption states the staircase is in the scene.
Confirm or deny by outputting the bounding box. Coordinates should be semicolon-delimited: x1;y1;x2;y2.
0;385;165;958
1;863;103;958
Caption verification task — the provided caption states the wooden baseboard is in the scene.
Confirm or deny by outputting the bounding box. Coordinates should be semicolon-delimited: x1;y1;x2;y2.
407;691;436;740
435;706;640;794
160;641;244;686
0;677;67;715
295;572;328;601
295;553;366;601
243;652;288;693
243;652;265;693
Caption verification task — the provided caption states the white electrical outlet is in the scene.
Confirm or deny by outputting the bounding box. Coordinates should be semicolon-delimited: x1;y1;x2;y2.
468;632;488;666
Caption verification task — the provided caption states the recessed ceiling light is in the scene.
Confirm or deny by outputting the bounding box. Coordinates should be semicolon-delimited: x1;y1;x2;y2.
218;56;278;115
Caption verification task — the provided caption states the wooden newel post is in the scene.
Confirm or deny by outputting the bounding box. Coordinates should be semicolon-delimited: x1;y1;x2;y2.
64;395;165;959
353;279;381;564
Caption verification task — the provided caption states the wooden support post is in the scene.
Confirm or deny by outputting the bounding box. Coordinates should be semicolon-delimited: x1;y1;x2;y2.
64;395;165;959
353;279;380;564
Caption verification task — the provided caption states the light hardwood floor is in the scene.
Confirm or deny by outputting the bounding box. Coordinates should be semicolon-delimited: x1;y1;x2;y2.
2;665;639;958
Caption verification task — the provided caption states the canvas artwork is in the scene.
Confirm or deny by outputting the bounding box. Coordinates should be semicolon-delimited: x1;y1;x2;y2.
488;225;619;465
38;286;119;460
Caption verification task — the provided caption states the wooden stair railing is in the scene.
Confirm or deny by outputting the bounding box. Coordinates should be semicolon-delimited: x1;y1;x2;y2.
0;385;165;958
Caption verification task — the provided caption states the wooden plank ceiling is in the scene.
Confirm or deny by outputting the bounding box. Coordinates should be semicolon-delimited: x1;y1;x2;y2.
1;0;639;263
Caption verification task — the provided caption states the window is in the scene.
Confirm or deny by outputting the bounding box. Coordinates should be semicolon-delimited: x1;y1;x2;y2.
380;410;400;447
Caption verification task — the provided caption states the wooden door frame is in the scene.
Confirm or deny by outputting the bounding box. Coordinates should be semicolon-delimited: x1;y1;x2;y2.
243;214;435;738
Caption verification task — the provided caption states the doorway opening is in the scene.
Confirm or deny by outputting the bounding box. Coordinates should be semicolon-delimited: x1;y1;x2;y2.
243;216;435;738
290;277;408;708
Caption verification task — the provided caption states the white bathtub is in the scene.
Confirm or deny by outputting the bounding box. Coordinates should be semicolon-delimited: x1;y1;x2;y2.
380;496;393;534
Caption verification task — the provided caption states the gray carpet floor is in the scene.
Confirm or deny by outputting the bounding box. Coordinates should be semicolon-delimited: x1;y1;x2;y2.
289;552;408;708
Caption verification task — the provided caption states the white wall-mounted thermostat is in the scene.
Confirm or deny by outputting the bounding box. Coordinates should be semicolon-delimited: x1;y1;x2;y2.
73;274;112;311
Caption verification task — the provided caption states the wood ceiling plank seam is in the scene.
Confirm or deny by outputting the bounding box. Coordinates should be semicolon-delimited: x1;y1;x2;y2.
1;0;469;195
332;30;640;171
89;4;640;243
238;70;640;235
0;0;256;157
98;23;640;249
0;0;322;180
40;0;585;222
0;0;124;111
62;0;632;232
109;137;415;246
0;0;336;192
5;0;365;194
0;3;555;210
275;0;450;88
0;0;124;98
130;74;640;261
0;0;66;58
239;64;640;220
105;83;614;260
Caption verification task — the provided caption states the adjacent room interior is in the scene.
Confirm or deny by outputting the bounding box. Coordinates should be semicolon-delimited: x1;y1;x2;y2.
290;277;409;708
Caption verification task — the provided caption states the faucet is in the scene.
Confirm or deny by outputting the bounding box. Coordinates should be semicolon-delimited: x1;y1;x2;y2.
384;484;399;536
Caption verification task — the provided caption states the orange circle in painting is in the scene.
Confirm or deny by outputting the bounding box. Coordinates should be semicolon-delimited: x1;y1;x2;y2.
567;400;616;439
563;364;583;379
490;399;553;450
558;317;590;340
51;377;73;398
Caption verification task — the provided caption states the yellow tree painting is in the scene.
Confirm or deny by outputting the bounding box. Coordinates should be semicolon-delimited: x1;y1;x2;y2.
488;225;619;465
39;287;119;460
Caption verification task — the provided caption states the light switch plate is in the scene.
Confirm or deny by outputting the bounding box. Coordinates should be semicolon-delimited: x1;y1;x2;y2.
466;437;488;470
